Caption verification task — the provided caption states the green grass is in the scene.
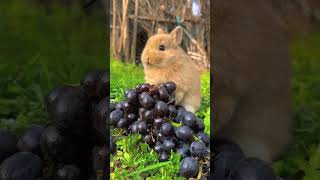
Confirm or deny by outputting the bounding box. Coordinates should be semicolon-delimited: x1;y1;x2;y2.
273;32;320;180
110;59;210;179
0;1;106;134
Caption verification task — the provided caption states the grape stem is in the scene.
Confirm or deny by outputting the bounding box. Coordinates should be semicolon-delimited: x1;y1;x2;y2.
197;159;203;179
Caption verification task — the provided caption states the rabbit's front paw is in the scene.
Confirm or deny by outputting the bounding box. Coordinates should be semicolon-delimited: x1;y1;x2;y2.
183;105;196;113
174;91;185;104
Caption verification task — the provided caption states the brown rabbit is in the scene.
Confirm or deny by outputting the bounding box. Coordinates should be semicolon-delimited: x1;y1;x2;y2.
141;26;201;113
212;0;292;162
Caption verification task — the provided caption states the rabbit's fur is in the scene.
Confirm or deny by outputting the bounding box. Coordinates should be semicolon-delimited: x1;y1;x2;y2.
141;27;201;113
213;0;292;162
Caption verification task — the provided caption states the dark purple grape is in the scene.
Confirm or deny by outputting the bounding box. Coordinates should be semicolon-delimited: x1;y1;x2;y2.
162;138;176;152
139;108;147;117
197;132;210;146
117;118;129;128
130;123;139;133
149;86;159;96
140;83;151;92
212;140;244;177
142;110;155;124
182;112;197;127
154;118;164;129
17;125;44;155
139;92;147;102
135;84;142;92
40;126;82;162
190;141;208;157
152;95;160;101
175;126;193;141
158;87;169;102
0;152;42;180
194;118;205;133
177;145;190;158
144;135;154;145
137;121;147;134
110;109;123;125
159;151;170;162
213;147;244;178
155;101;169;117
168;105;177;119
46;86;67;106
80;70;107;100
55;164;80;180
125;89;138;104
229;157;278;180
174;110;185;123
127;114;136;122
160;123;174;137
139;92;155;110
115;102;124;110
97;71;109;100
165;81;176;94
154;142;163;153
159;83;167;89
123;101;136;113
179;157;199;178
124;89;130;96
157;134;166;143
46;85;89;134
40;126;63;157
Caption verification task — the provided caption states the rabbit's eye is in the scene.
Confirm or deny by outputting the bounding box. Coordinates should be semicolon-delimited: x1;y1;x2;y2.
159;44;165;51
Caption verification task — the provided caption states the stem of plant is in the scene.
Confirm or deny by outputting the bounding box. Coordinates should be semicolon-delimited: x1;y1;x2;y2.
197;159;203;179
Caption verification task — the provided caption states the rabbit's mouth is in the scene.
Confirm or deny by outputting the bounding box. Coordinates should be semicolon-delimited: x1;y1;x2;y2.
143;56;162;67
145;57;155;65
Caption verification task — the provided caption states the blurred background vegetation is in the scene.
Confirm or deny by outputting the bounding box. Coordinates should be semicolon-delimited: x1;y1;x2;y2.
0;0;106;134
274;32;320;180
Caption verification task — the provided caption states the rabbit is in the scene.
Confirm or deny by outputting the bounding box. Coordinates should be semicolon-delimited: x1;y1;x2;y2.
141;26;201;113
213;0;292;162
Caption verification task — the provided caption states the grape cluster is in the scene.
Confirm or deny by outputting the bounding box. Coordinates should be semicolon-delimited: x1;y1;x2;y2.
212;140;279;180
0;70;110;180
110;82;210;179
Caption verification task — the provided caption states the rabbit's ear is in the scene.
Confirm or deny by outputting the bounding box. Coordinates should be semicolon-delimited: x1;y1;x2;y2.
170;26;183;47
158;28;165;34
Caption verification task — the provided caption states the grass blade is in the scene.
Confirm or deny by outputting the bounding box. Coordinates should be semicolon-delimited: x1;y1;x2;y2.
126;161;172;177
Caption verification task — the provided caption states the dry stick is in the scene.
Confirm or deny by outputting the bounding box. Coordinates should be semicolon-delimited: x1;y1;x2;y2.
118;0;129;54
151;20;156;34
127;15;210;25
123;2;130;62
145;0;154;16
130;0;139;63
182;27;206;55
112;0;117;57
182;27;210;69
